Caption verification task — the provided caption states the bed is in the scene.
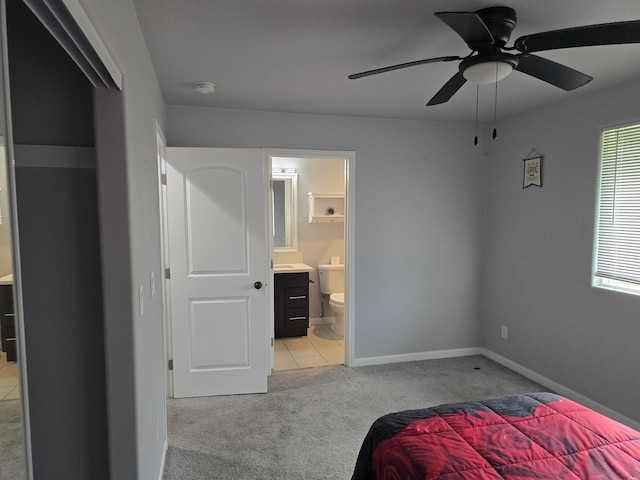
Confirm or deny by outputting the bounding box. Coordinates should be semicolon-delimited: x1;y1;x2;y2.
352;392;640;479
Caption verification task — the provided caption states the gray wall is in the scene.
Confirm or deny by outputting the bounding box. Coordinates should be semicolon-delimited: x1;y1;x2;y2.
83;0;168;478
8;1;94;147
483;79;640;424
15;164;107;479
167;107;487;360
7;1;108;478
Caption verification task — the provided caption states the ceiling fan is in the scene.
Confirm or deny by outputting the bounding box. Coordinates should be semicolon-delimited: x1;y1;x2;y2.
348;7;640;106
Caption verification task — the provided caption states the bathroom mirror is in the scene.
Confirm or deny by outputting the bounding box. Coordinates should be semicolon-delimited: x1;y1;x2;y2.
272;171;298;252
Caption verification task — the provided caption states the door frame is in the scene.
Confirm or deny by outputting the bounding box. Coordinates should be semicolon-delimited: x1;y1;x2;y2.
154;119;172;400
264;148;355;367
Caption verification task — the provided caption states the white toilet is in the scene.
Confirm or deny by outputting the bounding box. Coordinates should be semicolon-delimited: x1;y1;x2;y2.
317;264;345;337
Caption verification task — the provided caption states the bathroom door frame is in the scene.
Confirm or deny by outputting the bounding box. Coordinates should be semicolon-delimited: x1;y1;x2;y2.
264;148;355;368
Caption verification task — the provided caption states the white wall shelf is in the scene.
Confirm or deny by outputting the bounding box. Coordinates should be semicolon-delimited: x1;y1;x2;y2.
308;192;344;223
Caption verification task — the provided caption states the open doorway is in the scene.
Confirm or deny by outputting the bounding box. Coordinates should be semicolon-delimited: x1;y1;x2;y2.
271;154;346;371
267;148;354;374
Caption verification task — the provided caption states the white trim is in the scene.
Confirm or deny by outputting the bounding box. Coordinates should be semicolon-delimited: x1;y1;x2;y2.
309;316;334;326
352;347;483;367
61;0;122;89
22;0;121;89
265;152;275;372
14;145;95;169
154;121;172;399
592;278;640;297
345;152;355;367
158;438;168;480
482;349;640;431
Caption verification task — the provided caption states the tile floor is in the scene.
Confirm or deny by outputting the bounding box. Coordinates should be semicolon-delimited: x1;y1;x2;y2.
0;351;20;400
274;324;344;371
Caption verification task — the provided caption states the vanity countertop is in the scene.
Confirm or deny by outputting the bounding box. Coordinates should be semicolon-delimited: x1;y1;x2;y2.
273;263;314;274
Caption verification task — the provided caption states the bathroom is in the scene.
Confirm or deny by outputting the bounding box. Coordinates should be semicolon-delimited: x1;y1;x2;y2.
271;155;346;371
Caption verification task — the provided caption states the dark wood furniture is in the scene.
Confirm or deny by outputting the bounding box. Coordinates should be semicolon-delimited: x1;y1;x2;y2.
274;272;309;338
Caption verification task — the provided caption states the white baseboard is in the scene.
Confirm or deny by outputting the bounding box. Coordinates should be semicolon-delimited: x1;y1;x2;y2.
310;316;334;326
483;348;640;431
351;346;640;431
158;438;168;480
352;347;483;367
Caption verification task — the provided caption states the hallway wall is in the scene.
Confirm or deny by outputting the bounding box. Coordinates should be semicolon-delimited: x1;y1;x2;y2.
84;0;168;477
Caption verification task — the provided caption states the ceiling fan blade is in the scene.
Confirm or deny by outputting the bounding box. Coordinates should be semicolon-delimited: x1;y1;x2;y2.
515;20;640;53
435;11;494;49
348;56;461;80
427;71;467;106
515;54;593;91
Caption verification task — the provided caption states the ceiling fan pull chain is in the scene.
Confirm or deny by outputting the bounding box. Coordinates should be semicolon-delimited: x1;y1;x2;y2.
492;64;498;140
474;84;479;145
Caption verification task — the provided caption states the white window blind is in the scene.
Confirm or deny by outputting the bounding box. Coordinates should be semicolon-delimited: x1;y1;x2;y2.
594;123;640;286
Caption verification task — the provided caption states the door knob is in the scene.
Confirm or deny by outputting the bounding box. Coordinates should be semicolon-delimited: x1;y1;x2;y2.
254;281;263;290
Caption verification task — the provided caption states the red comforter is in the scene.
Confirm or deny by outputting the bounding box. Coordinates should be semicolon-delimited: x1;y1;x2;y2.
352;392;640;479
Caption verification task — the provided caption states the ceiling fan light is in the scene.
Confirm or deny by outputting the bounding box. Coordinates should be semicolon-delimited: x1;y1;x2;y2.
463;61;513;84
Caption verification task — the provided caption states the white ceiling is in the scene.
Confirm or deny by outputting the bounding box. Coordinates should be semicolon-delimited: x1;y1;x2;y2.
132;0;640;123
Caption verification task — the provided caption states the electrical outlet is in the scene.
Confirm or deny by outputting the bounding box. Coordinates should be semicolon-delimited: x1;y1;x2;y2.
150;271;156;298
139;284;144;316
501;325;508;339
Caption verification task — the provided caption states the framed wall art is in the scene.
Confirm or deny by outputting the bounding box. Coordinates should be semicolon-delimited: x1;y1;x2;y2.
523;154;543;188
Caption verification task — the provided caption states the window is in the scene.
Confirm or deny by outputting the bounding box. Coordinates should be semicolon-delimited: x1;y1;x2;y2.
593;122;640;295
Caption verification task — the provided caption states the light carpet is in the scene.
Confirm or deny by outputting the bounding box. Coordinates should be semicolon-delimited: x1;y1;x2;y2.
163;355;547;480
0;399;26;480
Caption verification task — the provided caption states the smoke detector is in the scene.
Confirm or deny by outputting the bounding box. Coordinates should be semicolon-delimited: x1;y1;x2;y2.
194;82;215;94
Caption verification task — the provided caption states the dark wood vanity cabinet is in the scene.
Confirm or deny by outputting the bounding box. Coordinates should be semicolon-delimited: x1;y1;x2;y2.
274;272;309;338
0;284;15;361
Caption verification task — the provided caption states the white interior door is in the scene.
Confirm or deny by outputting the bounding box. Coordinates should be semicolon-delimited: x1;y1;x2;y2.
166;147;269;398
